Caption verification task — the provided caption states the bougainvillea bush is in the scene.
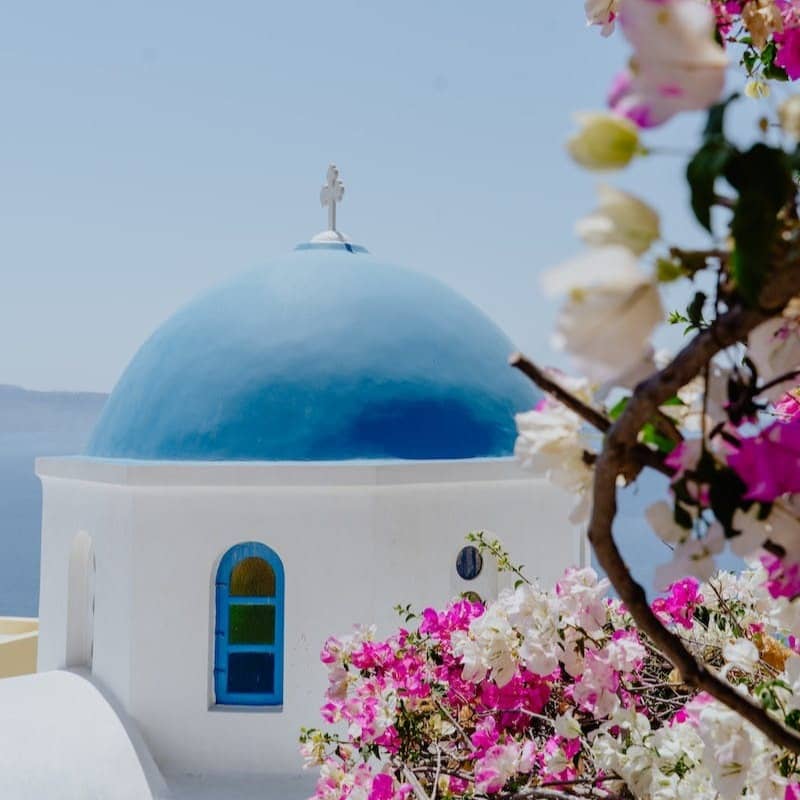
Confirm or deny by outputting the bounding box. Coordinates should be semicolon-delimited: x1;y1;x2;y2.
304;0;800;796
301;547;800;799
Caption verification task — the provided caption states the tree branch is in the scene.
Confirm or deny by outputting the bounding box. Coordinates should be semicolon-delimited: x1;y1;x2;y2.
587;265;800;754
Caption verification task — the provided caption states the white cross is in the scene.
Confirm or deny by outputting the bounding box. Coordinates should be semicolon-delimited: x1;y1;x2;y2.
319;163;345;232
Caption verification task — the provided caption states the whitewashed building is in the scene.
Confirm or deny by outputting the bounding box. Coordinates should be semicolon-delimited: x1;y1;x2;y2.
0;167;581;799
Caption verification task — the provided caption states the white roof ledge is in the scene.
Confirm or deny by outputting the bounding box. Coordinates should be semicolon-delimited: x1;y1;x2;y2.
35;455;533;489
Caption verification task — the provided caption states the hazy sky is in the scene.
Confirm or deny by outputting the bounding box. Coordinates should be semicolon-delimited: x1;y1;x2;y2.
1;2;752;392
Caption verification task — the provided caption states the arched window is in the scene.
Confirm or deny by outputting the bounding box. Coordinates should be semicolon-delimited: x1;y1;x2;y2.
214;542;284;706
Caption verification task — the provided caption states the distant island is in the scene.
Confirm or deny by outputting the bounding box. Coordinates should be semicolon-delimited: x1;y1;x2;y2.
0;385;107;616
0;384;107;434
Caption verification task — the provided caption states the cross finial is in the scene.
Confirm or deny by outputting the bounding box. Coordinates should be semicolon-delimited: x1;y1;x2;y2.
320;163;345;232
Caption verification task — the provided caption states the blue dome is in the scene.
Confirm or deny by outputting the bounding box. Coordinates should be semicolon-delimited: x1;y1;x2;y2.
87;242;537;461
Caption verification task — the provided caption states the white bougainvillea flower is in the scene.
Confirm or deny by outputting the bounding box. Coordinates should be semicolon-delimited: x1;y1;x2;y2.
729;507;768;559
698;702;755;799
542;246;663;383
646;500;690;545
654;523;724;589
575;184;660;255
554;711;582;740
722;637;760;674
514;375;597;522
609;0;728;128
660;358;729;432
751;501;800;564
585;0;620;36
748;306;800;400
779;94;800;140
566;112;642;170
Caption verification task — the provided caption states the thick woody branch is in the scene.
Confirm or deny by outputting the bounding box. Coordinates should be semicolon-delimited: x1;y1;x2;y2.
512;262;800;752
587;264;800;754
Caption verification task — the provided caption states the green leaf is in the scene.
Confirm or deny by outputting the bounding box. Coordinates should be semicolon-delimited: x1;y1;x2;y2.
724;144;795;305
686;136;737;232
687;291;707;329
703;93;739;141
608;396;630;421
640;422;677;454
786;709;800;731
668;310;689;325
761;41;789;81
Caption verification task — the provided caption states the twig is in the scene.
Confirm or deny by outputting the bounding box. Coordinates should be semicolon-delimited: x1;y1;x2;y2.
758;369;800;397
431;747;442;800
506;788;622;800
509;353;611;432
510;352;675;480
435;700;473;751
404;767;432;800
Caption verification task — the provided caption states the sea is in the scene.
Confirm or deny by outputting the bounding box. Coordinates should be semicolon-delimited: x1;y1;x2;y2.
0;430;91;616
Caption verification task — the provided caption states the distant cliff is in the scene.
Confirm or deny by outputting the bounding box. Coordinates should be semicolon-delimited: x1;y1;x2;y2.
0;385;108;616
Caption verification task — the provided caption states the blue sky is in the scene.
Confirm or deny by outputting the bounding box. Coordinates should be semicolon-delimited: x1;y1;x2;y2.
0;1;748;392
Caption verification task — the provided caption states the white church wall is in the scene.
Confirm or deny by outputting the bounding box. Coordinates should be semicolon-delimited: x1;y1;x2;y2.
38;472;136;708
37;457;580;779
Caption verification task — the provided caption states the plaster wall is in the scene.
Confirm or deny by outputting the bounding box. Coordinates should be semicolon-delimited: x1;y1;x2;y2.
37;457;580;779
38;476;135;707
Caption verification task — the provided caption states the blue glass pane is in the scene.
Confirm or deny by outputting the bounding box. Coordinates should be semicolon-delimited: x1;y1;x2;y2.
227;652;275;694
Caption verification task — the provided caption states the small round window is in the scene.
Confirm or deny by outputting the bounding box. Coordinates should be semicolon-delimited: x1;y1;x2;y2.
456;546;483;581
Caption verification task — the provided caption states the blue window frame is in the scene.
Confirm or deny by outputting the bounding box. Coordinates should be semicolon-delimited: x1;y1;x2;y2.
214;542;284;706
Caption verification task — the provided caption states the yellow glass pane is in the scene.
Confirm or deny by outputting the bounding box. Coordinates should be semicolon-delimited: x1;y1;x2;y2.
230;557;275;597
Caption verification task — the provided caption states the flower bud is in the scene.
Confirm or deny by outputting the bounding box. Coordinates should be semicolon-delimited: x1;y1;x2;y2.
567;112;641;171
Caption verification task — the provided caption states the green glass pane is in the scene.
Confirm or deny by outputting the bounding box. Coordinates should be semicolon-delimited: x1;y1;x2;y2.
229;604;275;645
230;557;275;597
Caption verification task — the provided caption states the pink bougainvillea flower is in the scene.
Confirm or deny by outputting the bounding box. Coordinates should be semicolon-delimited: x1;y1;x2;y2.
761;552;800;599
651;577;703;629
665;438;711;505
776;27;800;79
711;0;743;35
727;415;800;501
776;392;800;420
610;0;728;127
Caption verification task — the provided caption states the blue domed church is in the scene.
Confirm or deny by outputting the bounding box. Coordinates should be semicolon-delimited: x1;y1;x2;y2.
15;166;579;799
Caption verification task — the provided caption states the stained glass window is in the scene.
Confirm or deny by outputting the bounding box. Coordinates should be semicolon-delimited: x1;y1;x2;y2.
214;542;284;706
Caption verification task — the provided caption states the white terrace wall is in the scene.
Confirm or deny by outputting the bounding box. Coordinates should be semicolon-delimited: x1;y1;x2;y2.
37;457;580;779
